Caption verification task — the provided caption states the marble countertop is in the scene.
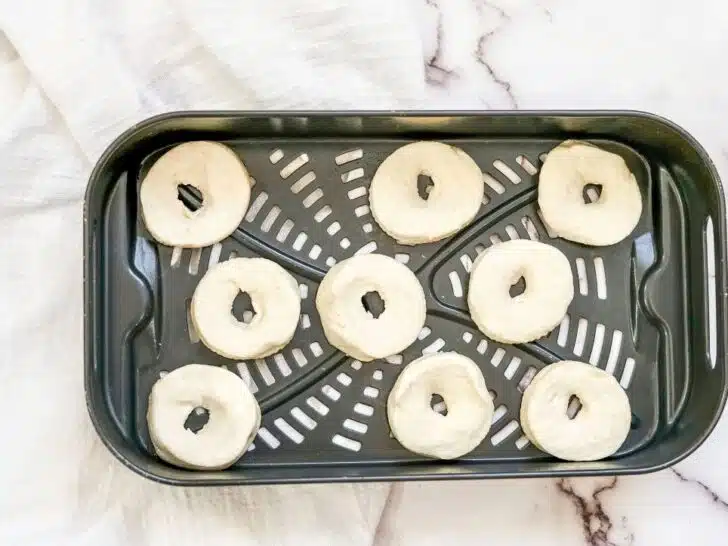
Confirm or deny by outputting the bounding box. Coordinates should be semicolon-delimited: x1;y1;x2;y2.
2;0;728;545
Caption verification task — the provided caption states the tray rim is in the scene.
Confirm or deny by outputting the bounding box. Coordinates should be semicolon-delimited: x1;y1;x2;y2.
84;109;728;485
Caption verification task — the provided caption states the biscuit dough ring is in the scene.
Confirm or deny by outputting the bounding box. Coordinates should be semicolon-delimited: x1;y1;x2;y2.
369;141;484;245
315;253;426;361
140;141;252;247
538;140;642;246
147;364;261;470
191;257;300;360
520;361;632;461
387;352;494;459
467;240;574;344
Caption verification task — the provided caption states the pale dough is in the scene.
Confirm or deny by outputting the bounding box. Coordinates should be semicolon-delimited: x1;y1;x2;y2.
369;141;484;245
387;352;494;459
538;140;642;246
140;141;252;247
315;253;426;361
147;364;261;470
191;257;300;359
467;240;574;344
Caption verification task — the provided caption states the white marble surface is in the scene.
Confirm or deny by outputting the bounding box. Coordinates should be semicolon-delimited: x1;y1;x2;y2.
1;0;728;545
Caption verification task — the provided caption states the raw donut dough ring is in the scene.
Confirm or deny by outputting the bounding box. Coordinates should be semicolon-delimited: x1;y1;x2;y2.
369;141;484;245
140;141;252;247
538;140;642;246
467;240;574;344
315;253;426;361
147;364;261;470
387;352;494;459
191;257;300;359
520;361;631;461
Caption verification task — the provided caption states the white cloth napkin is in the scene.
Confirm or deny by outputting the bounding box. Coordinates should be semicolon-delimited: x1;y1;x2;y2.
0;1;426;544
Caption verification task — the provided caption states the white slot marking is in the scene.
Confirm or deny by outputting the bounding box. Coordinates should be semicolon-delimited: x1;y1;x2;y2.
307;396;329;416
159;370;169;378
462;332;473;343
482;193;491;206
605;330;623;375
460;254;473;273
474;244;486;255
326;257;337;267
483;173;506;194
363;386;379;399
448;271;463;298
423;337;446;354
341;168;364;183
245;192;269;222
362;223;373;233
491;420;519;446
418;326;432;340
395;253;410;264
188;248;202;275
492;405;507;424
348;186;367;200
493;160;521;184
589;323;606;365
594;257;607;300
344;419;368;434
290;171;316;194
620;357;636;388
274;418;304;444
332;434;361;451
575;257;588;296
299;284;309;299
269;149;284;164
273;353;291;377
314;205;332;223
504;356;521;380
228;251;238;260
310;341;323;356
276;219;295;242
707;217;718;368
309;245;322;260
490;234;502;245
521;216;540;240
372;370;383;381
322;384;341;401
170;247;183;268
337;373;352;386
356;241;378;255
574;318;588;356
476;339;488;355
208;243;222;268
335;149;363;164
354;403;374;417
384;354;403;365
491;348;506;367
351;360;363;370
515;435;530;449
280;153;309;179
557;314;570;347
340;237;351;249
257;427;280;449
327;222;341;236
516;155;538;175
292;348;308;367
291;407;317;430
355;205;370;217
242;310;254;324
300;314;311;330
186;301;199;343
517;367;538;393
260;205;281;232
505;225;519;240
292;232;308;251
247;443;255;452
255;359;275;386
302;188;324;208
235;362;258;393
585;187;600;203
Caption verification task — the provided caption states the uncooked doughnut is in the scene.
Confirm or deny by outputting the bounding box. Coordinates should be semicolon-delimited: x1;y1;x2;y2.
147;364;260;470
387;352;494;459
140;141;251;247
538;140;642;246
191;257;300;359
467;240;574;344
369;141;484;245
520;361;631;461
315;253;426;361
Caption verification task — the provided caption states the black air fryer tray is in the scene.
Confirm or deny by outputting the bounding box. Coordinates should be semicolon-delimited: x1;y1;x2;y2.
84;111;728;485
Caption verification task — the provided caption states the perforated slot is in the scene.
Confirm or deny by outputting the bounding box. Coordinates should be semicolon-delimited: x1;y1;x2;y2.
505;225;519;240
395;253;410;264
335;149;363;165
418;326;432;340
269;149;284;164
460;254;473;273
257;427;281;449
208;243;222;268
341;168;364;183
491;348;505;367
255;359;275;386
448;271;463;298
504;357;521;380
292;233;308;251
327;222;341;235
310;341;323;356
491;420;519;446
291;407;317;430
260;205;281;232
235;363;259;393
515;435;530;449
300;314;311;330
291;348;307;367
354;403;374;417
605;330;623;375
343;419;368;434
351;360;363;370
372;370;383;381
363;386;379;398
276;219;295;242
474;244;486;255
170;247;182;268
356;241;377;255
423;338;446;354
362;223;373;233
355;205;370;217
575;258;588;295
476;339;488;355
273;354;291;377
517;366;537;392
589;324;606;365
492;405;507;424
332;434;361;451
280;153;309;179
521;216;539;240
309;245;322;260
516;155;538;175
489;234;502;245
188;248;202;275
246;192;268;222
385;354;403;365
298;284;309;299
302;189;323;208
274;418;304;444
339;238;351;249
620;358;635;388
462;332;473;343
314;205;332;223
325;257;337;267
290;172;316;194
493;160;521;184
574;318;588;356
594;257;607;299
337;373;352;386
322;384;341;401
306;396;329;416
483;173;506;194
348;186;367;200
557;314;570;347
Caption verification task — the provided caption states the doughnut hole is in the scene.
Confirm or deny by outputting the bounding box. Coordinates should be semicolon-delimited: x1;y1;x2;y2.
566;394;583;419
582;183;603;204
430;393;448;416
183;406;210;434
361;291;386;319
177;183;204;212
232;291;256;324
509;275;527;298
417;174;435;201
